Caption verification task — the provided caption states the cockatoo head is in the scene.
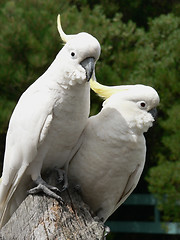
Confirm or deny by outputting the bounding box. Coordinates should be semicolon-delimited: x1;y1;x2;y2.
102;84;160;133
56;15;101;86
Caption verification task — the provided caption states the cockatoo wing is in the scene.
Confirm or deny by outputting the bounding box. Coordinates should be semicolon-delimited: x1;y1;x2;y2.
0;82;54;226
110;161;145;218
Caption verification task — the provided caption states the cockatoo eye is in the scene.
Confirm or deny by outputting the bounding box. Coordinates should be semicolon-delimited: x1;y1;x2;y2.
137;101;147;109
140;102;146;107
71;52;76;58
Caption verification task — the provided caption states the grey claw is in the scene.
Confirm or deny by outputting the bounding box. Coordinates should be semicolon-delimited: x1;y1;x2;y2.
28;185;64;203
60;183;68;192
28;178;64;203
50;186;61;193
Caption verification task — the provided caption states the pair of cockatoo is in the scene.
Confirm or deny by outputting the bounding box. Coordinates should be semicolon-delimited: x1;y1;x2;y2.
0;15;160;228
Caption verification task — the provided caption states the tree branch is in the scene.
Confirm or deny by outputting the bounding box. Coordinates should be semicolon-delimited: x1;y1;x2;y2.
0;171;106;239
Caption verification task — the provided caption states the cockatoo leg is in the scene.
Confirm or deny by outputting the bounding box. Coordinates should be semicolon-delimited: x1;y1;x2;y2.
55;168;68;192
28;176;63;202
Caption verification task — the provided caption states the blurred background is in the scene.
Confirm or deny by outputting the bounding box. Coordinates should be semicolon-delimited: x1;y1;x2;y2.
0;0;179;239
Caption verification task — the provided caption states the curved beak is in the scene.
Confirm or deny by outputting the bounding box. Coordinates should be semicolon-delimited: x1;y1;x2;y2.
80;57;95;81
148;108;158;120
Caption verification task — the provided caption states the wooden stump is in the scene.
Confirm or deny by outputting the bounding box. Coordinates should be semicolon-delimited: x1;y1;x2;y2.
0;171;106;240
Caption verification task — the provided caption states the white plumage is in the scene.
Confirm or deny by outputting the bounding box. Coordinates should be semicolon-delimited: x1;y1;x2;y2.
68;84;160;222
0;16;101;228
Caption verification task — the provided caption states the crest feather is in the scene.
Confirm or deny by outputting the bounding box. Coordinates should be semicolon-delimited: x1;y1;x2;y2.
57;14;75;43
90;79;127;100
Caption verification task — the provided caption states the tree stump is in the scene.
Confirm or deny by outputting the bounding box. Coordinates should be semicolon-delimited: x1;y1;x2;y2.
0;171;106;240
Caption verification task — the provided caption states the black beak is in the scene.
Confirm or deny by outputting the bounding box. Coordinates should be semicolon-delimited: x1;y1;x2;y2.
148;108;158;120
80;57;95;81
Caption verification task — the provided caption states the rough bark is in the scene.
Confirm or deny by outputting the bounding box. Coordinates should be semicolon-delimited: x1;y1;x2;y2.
0;171;106;240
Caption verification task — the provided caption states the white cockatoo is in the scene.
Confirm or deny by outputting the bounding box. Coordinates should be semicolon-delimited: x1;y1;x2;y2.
68;80;160;222
0;15;101;228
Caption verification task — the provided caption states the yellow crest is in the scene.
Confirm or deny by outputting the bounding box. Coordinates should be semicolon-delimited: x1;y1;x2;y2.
90;79;127;100
57;14;76;43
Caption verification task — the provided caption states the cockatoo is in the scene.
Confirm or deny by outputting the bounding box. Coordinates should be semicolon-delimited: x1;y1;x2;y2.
0;15;101;228
68;81;160;222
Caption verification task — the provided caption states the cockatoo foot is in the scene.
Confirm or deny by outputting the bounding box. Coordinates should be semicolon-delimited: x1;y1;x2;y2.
28;176;64;202
60;183;68;192
55;168;68;192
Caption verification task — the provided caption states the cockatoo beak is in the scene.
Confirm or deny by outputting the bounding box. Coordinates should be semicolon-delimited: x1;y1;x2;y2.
57;14;75;43
80;57;95;82
148;108;158;120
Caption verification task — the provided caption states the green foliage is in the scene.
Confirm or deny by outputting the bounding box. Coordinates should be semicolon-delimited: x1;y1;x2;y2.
70;0;180;27
147;161;180;222
0;0;69;131
0;0;179;223
129;14;180;221
125;14;180;221
146;104;180;222
161;104;180;162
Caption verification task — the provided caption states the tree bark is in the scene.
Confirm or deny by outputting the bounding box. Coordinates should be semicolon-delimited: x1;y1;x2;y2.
0;171;106;240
